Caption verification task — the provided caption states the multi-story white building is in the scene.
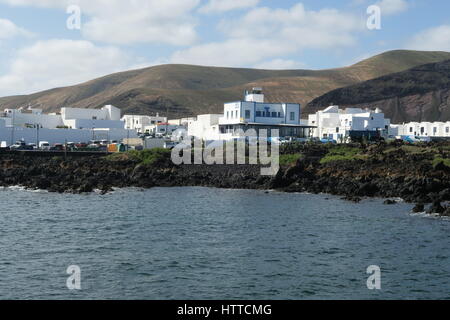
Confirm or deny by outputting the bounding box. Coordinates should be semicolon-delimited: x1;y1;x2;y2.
308;105;390;142
2;105;124;130
121;114;167;133
188;88;312;141
0;105;138;146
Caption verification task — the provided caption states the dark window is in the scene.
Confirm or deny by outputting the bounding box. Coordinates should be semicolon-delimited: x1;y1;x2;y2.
290;112;295;121
245;110;251;119
278;112;281;118
336;127;339;133
271;112;277;117
410;127;413;133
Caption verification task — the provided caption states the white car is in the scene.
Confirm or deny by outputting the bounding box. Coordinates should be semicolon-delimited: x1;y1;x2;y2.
39;141;51;150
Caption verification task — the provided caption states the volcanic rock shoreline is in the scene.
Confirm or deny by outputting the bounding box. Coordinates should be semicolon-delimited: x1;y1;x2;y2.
0;141;449;216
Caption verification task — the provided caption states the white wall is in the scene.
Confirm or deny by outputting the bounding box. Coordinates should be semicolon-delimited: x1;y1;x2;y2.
396;121;450;137
309;106;390;141
3;109;64;129
188;114;221;140
64;119;125;130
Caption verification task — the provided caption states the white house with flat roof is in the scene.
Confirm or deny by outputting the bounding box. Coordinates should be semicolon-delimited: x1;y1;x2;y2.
121;114;167;133
188;88;312;141
0;104;138;146
2;105;124;130
308;105;390;142
392;121;450;137
187;88;312;141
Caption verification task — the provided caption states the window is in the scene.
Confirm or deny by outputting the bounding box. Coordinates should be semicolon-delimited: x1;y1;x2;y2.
277;112;281;118
336;127;340;133
245;110;251;119
271;112;277;118
290;112;295;121
410;127;413;133
256;111;261;117
433;127;438;134
226;111;229;119
446;127;449;133
92;116;97;120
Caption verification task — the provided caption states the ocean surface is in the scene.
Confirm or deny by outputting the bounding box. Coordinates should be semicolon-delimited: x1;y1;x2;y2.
0;186;448;300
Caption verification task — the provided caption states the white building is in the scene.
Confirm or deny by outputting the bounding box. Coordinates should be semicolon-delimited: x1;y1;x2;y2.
188;88;312;141
0;105;139;146
395;121;450;137
2;105;124;130
121;114;167;133
188;114;222;141
308;106;390;142
146;123;184;136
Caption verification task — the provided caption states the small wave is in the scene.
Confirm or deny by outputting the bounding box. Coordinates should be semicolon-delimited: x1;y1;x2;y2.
409;211;450;221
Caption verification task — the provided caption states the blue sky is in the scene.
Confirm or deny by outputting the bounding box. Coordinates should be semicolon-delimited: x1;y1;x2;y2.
0;0;449;97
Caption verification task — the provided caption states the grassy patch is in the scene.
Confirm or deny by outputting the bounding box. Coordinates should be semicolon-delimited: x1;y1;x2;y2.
279;154;304;166
432;156;450;169
320;146;365;164
107;148;171;165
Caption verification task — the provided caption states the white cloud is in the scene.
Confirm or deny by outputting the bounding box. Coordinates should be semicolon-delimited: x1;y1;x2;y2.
0;39;139;96
0;18;32;39
408;25;450;52
0;0;201;46
171;3;363;67
376;0;409;15
198;0;260;14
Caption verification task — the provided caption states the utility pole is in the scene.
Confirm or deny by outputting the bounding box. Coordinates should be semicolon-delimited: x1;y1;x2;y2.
10;110;15;147
36;123;40;148
126;127;130;151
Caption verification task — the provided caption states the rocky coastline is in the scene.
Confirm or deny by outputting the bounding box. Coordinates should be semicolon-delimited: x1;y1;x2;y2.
0;141;449;216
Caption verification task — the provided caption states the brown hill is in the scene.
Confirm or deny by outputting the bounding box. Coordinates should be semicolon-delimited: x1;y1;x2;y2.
305;59;450;123
1;50;450;119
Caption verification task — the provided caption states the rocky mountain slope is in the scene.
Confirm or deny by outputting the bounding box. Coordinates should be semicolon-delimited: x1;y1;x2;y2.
305;59;450;123
1;50;450;120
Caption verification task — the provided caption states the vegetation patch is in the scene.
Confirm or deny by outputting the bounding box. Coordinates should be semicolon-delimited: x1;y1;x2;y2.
279;154;304;166
432;156;450;169
320;146;365;164
107;148;172;165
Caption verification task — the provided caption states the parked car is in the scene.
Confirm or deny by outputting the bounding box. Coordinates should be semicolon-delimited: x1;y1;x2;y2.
320;138;337;144
10;140;33;150
39;141;51;150
50;144;64;151
75;142;88;149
